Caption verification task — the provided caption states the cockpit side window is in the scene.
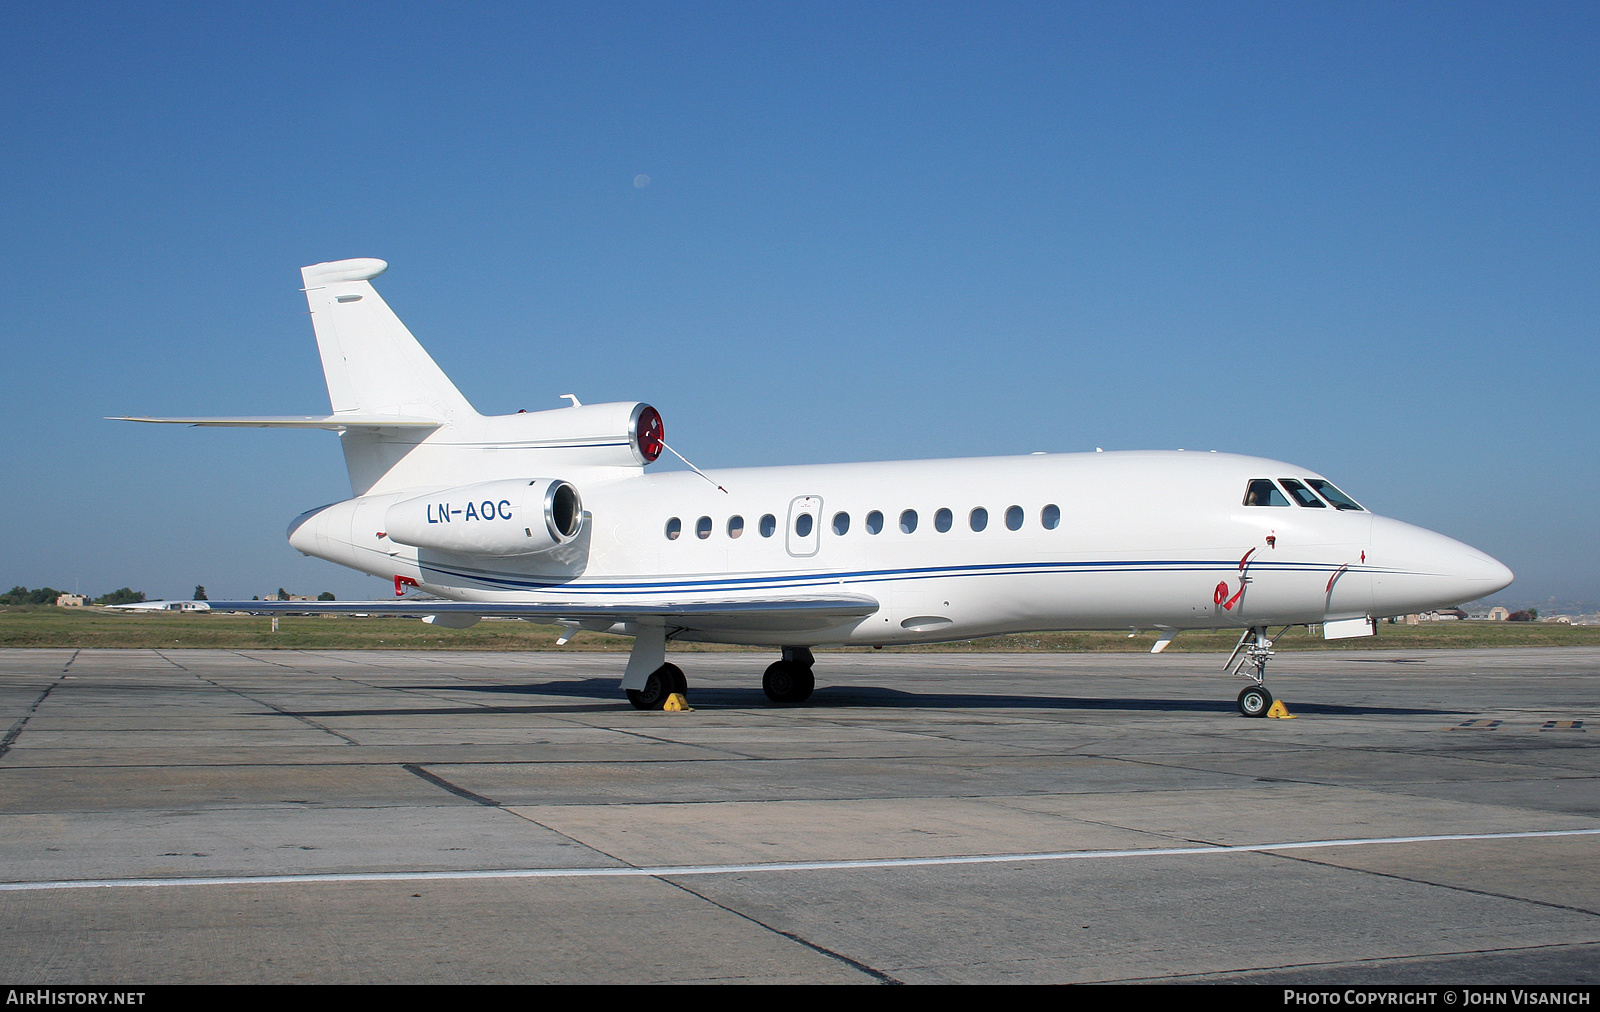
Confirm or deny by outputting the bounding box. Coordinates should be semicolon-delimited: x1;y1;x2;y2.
1306;479;1364;511
1279;478;1327;508
1243;479;1290;507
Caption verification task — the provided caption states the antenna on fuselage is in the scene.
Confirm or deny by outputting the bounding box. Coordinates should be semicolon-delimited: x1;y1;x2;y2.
660;441;729;494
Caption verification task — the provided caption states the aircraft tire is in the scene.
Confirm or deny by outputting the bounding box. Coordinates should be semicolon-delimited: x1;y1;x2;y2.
1237;685;1273;718
626;669;671;710
762;660;814;704
660;663;688;696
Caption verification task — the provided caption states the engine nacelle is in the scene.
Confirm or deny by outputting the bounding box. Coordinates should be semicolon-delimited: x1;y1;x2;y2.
384;478;583;557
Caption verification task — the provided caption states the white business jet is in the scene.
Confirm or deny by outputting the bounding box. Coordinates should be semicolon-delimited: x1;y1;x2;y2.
116;258;1513;716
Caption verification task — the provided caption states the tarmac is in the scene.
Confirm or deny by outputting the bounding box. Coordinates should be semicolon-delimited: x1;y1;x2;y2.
1;645;1597;984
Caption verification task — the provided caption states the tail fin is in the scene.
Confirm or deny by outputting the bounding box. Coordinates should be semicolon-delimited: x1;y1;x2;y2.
301;259;477;421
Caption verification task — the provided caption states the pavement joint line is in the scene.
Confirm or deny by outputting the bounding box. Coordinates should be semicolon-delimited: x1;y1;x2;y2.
183;667;362;746
0;665;72;759
1264;848;1600;919
2;827;1596;893
662;878;904;984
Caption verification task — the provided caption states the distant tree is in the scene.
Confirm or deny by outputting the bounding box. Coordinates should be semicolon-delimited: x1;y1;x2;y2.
1529;608;1539;619
252;595;260;601
318;591;336;601
95;588;145;606
193;585;208;601
1508;610;1535;622
0;586;60;605
277;588;290;601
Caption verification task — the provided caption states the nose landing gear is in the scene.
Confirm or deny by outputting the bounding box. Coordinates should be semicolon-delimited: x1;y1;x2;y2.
1225;625;1290;717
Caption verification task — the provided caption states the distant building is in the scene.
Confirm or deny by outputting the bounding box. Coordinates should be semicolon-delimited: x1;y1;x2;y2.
1465;607;1509;621
55;594;86;608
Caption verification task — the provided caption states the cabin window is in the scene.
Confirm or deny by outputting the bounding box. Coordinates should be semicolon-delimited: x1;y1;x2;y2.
759;514;777;537
934;508;952;532
832;512;850;536
900;509;918;534
1243;479;1290;507
665;517;682;540
728;515;745;538
970;507;988;532
866;510;884;535
696;516;713;539
795;513;814;537
1041;504;1060;530
1005;505;1024;530
1306;479;1364;511
1279;478;1327;508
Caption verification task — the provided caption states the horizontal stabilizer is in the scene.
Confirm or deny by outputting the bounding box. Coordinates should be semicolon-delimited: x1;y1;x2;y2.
110;415;443;429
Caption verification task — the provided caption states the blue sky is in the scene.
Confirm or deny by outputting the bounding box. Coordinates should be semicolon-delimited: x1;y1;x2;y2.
1;2;1595;606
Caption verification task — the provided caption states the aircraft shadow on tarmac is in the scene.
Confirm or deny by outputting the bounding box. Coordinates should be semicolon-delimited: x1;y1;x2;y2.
288;679;1457;718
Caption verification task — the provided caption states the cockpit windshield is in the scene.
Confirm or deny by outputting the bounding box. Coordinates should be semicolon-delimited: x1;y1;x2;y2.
1306;479;1364;511
1279;478;1327;507
1243;479;1290;507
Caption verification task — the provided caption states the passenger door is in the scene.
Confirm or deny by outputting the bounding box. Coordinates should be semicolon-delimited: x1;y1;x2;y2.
786;496;822;557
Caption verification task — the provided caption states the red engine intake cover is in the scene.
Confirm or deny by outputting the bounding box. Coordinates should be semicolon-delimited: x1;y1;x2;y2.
634;405;664;463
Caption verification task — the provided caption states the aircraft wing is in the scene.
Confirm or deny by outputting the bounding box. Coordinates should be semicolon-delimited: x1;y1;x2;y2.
194;594;882;633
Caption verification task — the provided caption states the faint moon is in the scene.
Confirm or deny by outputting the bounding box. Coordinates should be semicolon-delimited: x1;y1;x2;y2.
633;174;650;188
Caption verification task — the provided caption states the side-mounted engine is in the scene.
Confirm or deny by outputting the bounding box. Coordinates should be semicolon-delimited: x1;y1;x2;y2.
384;478;583;556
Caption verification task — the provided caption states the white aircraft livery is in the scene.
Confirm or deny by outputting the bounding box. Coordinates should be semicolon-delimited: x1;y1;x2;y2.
117;258;1514;715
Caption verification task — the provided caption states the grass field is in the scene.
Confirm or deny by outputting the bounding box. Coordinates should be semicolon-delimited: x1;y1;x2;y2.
3;606;1596;653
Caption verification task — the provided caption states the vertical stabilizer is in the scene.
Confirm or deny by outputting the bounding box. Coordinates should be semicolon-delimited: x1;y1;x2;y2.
301;259;477;420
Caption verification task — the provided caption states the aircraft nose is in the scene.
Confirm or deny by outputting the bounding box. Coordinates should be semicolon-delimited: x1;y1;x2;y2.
1370;516;1514;615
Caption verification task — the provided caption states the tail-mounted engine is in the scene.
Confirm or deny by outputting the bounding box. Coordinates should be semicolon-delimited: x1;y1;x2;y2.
384;478;583;556
489;401;663;467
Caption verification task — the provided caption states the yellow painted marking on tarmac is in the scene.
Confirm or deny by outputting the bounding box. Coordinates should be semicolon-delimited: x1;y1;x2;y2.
1541;720;1585;732
1266;699;1296;719
664;693;692;712
1448;719;1501;730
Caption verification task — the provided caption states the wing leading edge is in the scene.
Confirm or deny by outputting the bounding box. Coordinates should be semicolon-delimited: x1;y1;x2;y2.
181;594;881;634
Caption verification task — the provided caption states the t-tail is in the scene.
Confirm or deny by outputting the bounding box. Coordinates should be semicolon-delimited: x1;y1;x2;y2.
113;258;666;495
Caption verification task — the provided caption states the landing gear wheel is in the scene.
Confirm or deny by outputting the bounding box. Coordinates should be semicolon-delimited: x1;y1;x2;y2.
627;664;683;711
659;663;688;697
1237;684;1273;718
762;660;814;704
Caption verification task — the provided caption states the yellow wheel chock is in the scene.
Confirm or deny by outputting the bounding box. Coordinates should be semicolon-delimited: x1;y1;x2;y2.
663;692;693;712
1266;699;1295;719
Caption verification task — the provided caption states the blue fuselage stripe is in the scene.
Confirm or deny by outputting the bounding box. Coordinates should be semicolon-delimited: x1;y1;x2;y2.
414;558;1392;595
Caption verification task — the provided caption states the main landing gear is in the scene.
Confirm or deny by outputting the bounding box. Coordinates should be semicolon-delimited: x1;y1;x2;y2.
1225;625;1290;718
622;645;819;709
626;662;687;711
619;632;822;709
763;647;815;704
